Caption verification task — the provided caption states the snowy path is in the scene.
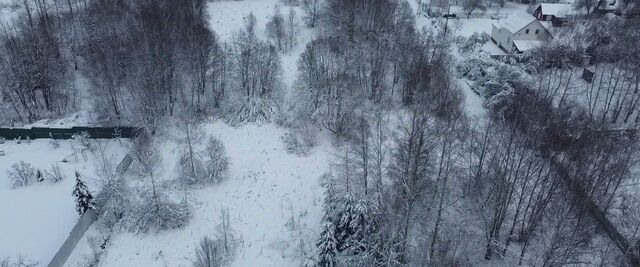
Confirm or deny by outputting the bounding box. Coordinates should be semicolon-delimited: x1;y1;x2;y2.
25;71;94;128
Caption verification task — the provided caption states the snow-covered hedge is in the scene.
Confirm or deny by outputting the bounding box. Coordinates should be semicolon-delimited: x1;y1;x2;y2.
222;97;279;126
458;32;490;55
458;55;532;100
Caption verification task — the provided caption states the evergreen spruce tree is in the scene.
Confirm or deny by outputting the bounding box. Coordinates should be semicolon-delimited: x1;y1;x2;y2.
317;180;340;266
347;199;370;253
73;171;94;215
336;193;355;252
317;221;339;267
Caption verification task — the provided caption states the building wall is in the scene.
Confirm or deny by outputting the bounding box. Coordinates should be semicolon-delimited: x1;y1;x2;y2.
491;25;515;53
534;6;545;20
513;21;552;41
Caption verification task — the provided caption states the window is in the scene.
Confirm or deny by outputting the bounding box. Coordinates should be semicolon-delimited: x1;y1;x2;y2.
525;29;530;34
535;29;540;34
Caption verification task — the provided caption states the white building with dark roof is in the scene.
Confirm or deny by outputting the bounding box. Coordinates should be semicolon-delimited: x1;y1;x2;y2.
491;11;553;54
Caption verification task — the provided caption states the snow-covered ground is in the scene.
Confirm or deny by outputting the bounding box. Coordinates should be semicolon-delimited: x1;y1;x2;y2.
66;1;331;266
0;139;125;264
208;0;278;41
67;122;330;267
207;0;314;97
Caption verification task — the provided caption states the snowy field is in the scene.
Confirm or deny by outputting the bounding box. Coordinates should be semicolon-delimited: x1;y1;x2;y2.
67;122;330;266
0;139;125;264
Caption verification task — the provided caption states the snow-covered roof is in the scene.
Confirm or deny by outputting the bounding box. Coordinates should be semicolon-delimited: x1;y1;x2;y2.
604;12;622;21
513;40;545;51
538;3;574;17
494;11;537;33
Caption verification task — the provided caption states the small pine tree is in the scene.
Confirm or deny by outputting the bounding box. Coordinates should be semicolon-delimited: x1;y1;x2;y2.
73;172;94;215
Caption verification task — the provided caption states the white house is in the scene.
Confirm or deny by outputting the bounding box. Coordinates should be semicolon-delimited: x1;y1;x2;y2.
491;11;553;54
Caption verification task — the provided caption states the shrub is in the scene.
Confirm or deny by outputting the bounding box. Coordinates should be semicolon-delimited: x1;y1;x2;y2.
222;97;278;126
193;209;238;267
459;32;490;54
7;161;38;188
44;163;66;182
282;124;317;156
202;136;229;184
193;236;228;267
125;193;191;234
178;151;206;185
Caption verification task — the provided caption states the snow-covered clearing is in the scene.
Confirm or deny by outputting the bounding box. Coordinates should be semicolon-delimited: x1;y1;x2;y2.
208;0;278;41
208;0;314;97
66;1;331;266
0;139;124;264
68;122;330;267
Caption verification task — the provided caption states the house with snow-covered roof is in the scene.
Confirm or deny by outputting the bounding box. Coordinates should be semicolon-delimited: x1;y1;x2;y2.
534;3;575;26
491;11;552;54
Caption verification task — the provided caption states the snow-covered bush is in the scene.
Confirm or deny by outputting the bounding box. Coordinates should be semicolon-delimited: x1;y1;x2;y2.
179;135;228;185
222;97;279;126
73;131;93;161
458;56;531;99
193;208;239;267
282;124;317;156
44;163;65;183
202;136;229;184
459;32;490;54
7;161;38;189
193;236;234;267
125;193;191;234
72;131;93;150
0;256;38;267
178;151;206;185
95;177;131;229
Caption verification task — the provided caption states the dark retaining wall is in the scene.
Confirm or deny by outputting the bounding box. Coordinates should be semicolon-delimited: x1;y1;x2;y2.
0;127;142;140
